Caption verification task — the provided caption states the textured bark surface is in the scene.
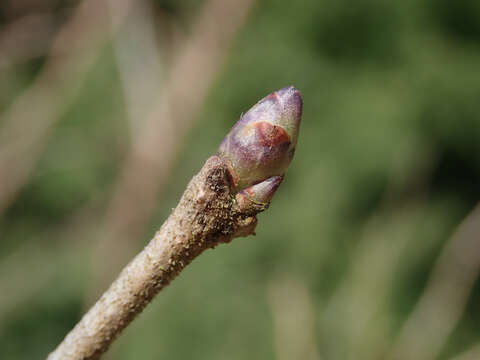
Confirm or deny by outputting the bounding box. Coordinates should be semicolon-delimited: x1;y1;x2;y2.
47;156;259;360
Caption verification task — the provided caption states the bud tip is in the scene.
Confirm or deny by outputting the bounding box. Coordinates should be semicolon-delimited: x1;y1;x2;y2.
218;86;302;191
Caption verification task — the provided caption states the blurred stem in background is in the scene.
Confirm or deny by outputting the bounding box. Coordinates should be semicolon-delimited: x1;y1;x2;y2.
268;274;321;360
88;0;169;302
0;12;55;69
89;0;255;301
107;0;165;136
388;204;480;360
320;140;435;360
0;0;134;219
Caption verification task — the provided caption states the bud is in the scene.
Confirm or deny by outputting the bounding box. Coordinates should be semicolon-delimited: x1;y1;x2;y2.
218;86;302;191
235;176;283;212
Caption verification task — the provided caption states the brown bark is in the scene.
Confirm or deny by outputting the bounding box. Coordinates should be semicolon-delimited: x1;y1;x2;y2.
47;156;260;360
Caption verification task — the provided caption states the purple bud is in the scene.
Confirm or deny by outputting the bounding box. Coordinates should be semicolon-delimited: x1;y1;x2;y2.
218;86;302;191
236;176;283;212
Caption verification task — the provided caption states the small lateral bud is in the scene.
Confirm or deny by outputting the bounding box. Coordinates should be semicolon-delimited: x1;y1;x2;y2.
218;86;302;191
236;176;283;213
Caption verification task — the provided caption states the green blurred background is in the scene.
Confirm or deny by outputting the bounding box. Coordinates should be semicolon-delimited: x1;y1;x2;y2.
1;0;480;359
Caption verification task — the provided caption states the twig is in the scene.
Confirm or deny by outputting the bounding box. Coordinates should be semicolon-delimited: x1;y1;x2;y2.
47;156;255;359
47;86;303;360
387;204;480;360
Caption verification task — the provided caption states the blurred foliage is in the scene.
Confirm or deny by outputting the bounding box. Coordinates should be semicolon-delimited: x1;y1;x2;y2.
0;0;479;359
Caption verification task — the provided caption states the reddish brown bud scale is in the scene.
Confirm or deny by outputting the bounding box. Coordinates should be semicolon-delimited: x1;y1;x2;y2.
218;86;302;194
255;122;291;147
